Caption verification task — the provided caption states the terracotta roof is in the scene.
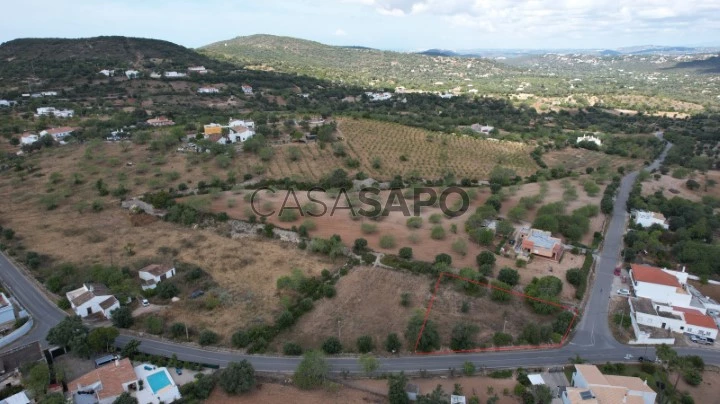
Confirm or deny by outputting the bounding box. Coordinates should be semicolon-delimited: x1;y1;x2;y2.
99;296;118;310
575;364;608;385
684;312;718;329
88;284;111;295
139;264;173;277
630;264;681;288
208;133;223;143
70;291;94;307
605;375;654;393
590;386;629;404
43;126;76;135
672;306;703;315
69;358;137;401
230;125;248;134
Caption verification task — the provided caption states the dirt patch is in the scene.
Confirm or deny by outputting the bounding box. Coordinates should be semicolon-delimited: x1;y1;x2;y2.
207;381;383;404
608;297;633;344
688;281;720;303
543;148;641;172
674;368;720;404
356;375;520;404
641;172;720;202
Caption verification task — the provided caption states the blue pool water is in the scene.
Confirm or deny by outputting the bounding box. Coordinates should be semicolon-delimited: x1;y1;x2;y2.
147;370;172;394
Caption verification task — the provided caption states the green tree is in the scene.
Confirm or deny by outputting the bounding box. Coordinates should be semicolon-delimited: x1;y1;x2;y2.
219;360;256;394
111;306;134;328
25;363;50;399
358;354;380;375
322;337;342;354
388;372;410;404
399;247;413;259
293;351;329;390
88;327;120;353
450;322;479;350
476;251;496;267
405;313;440;352
357;335;375;353
498;267;520;286
112;392;138;404
156;282;179;299
46;316;91;358
385;333;402;353
121;339;141;358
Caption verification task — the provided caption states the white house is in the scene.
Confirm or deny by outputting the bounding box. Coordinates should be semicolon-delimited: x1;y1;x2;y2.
565;364;656;404
164;71;187;78
99;69;115;77
36;107;74;118
188;66;207;74
630;298;718;341
633;210;669;229
0;293;16;326
125;70;140;79
138;264;176;291
65;284;119;319
365;92;392;101
576;134;602;146
0;391;30;404
150;72;162;79
40;91;58;97
630;264;692;308
40;126;75;141
0;100;12;107
241;84;253;94
133;363;182;403
20;133;39;145
197;87;220;94
228;119;255;129
470;124;494;134
69;358;139;404
146;116;175;127
228;125;255;143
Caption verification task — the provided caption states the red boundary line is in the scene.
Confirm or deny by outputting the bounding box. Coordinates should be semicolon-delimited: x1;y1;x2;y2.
413;271;579;354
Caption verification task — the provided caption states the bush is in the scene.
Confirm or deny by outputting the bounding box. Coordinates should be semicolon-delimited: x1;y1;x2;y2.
406;217;423;228
490;280;512;302
283;342;303;356
231;330;250;348
566;268;583;287
476;251;496;267
429;213;442;224
489;369;513;378
497;268;519;286
279;209;299;222
169;322;187;339
493;332;513;346
399;247;413;260
430;225;446;240
385;333;402;352
353;238;368;253
435;253;452;265
361;252;376;265
111;306;134;328
57;297;71;310
452;239;468;256
145;315;164;335
356;335;375;353
321;337;342;354
219;360;256;394
156;282;179;299
379;235;396;249
400;292;411;307
361;223;378;234
463;361;476;376
198;330;219;346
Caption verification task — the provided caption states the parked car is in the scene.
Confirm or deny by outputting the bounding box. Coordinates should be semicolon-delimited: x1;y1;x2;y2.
690;335;713;345
176;367;183;375
190;290;205;299
617;288;631;296
141;299;150;307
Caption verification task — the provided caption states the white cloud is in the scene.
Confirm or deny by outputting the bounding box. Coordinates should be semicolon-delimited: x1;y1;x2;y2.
334;28;348;36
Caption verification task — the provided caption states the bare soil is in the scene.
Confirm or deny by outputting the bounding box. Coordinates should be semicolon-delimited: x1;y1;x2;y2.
688;281;720;302
356;375;521;403
543;148;641;172
641;172;720;202
674;368;720;404
208;381;383;404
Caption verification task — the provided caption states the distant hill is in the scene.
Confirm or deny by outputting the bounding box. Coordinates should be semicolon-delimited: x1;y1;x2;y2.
417;49;461;57
667;55;720;74
200;34;508;89
0;36;231;86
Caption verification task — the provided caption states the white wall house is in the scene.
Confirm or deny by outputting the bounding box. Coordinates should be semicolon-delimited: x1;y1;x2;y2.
197;87;219;94
66;284;119;319
20;134;39;145
125;70;139;79
630;264;692;308
633;210;669;229
138;264;176;291
40;91;58;97
630;298;718;340
150;72;162;79
40;127;75;141
0;391;30;404
576;134;602;146
36;107;74;118
228;125;255;143
365;92;392;101
99;69;114;77
566;364;656;404
164;71;187;78
0;293;16;326
188;66;207;74
241;84;253;94
228;119;255;129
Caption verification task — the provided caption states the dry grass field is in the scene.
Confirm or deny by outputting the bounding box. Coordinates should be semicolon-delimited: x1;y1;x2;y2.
641;172;720;202
542;148;641;171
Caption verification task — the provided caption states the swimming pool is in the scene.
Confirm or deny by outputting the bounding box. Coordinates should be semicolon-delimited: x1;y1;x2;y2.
146;370;172;394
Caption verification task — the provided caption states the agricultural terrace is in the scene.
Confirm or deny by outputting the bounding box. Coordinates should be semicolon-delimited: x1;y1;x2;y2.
337;118;538;180
542;147;641;172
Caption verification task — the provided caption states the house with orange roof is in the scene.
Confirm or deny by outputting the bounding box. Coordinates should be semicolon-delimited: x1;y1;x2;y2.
629;297;718;341
629;264;692;308
563;364;656;404
69;358;138;404
518;227;564;261
146;116;175;127
40;126;77;141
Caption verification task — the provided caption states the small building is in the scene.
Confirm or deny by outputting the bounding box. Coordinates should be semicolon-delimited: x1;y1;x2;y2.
188;66;207;74
0;293;16;326
164;71;187;78
36;107;74;118
629;297;718;341
365;92;392;101
150;72;162;79
470;123;494;134
197;87;220;94
450;395;466;404
0;341;45;375
405;383;420;401
203;123;223;136
146;116;175;127
65;284;120;319
0;391;30;404
20;133;39;145
99;69;115;77
633;210;669;229
228;125;255;143
576;134;602;146
241;84;253;94
40;91;58;97
40;126;76;141
125;70;140;79
630;264;692;308
0;100;13;107
228;119;255;129
565;364;656;404
138;264;176;291
519;227;564;261
69;358;139;404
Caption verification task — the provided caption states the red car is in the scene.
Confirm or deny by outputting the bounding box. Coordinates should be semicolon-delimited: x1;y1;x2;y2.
614;267;621;276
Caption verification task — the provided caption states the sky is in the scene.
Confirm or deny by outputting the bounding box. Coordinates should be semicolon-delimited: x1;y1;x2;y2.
2;0;720;50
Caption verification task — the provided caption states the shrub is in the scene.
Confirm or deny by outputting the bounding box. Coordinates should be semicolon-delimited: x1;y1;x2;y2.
156;282;179;299
385;333;402;352
435;253;452;265
463;361;476;376
361;223;378;234
57;298;71;310
400;292;411;307
279;209;299;222
452;239;468;256
198;330;219;346
430;225;446;240
478;264;493;277
493;332;513;346
490;280;512;302
145;315;164;335
356;335;375;353
476;251;496;267
321;337;342;354
429;213;442;224
231;330;250;348
399;247;413;259
566;268;583;287
353;238;368;253
406;217;423;228
489;369;513;379
169;323;187;339
498;268;520;286
111;306;134;328
361;252;376;265
283;342;303;356
379;235;396;249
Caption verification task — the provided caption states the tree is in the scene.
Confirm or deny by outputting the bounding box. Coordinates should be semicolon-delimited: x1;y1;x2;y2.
219;360;256;394
283;342;303;356
156;282;179;299
498;267;520;286
388;372;410;404
357;335;375;353
294;351;329;390
399;247;413;259
24;363;50;399
111;306;134;328
450;322;479;350
358;354;380;375
353;238;368;253
121;339;141;358
322;337;342;354
112;392;138;404
476;251;496;267
471;228;494;246
88;327;119;353
46;316;90;357
534;385;553;404
405;313;440;352
321;169;352;189
496;220;515;237
385;333;402;353
686;179;700;191
434;253;452;265
490;280;513;302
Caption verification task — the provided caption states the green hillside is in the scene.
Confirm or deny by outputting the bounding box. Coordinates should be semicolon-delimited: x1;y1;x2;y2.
0;36;233;87
200;34;512;90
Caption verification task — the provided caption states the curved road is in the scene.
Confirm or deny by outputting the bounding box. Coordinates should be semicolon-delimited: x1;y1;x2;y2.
3;140;720;373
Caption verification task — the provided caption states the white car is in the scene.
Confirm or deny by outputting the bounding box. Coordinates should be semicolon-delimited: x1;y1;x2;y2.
141;299;150;307
617;288;631;296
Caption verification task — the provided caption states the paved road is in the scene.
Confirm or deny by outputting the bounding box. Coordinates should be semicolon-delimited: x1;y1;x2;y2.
4;139;720;373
